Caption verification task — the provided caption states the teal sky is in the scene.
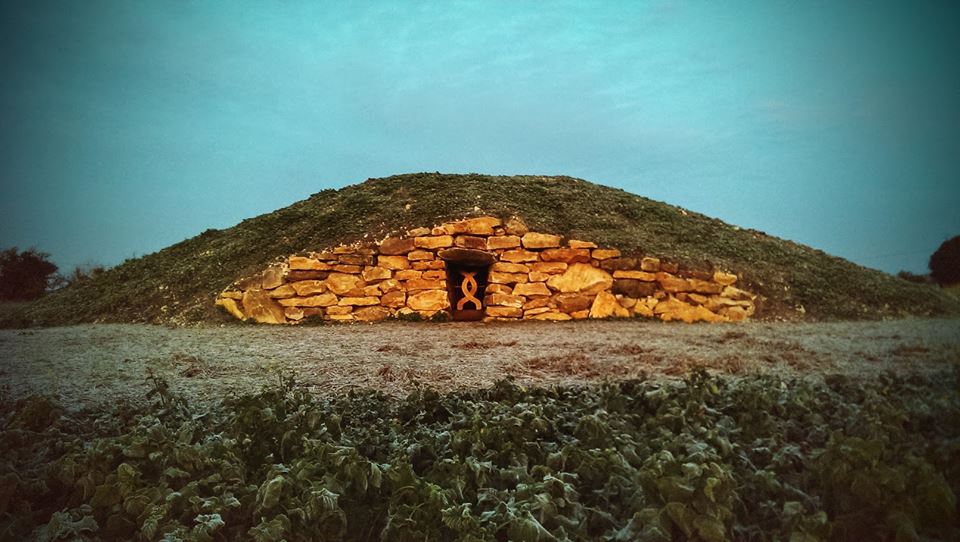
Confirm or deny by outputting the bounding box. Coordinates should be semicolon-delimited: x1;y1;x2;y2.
2;1;958;275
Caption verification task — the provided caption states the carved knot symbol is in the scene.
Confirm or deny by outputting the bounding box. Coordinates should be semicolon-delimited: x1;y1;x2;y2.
457;271;482;310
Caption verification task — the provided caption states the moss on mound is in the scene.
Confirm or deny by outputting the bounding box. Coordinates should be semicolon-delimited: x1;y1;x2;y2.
5;173;959;326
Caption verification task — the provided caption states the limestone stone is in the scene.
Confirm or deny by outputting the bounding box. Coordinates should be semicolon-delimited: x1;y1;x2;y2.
654;297;699;323
362;266;392;282
528;271;552;282
407;250;434;261
430;226;446;235
406;227;431;237
491;262;530;273
278;293;338;307
521;232;561;249
530;311;572;321
523;297;553;310
262;266;286;289
489;271;528;284
354;306;391;322
568;240;597;249
377;255;410;270
484;293;525;308
688;279;723;295
612;270;656;281
268;284;297;298
443;217;501;235
286;270;329;281
485;284;513;294
486;235;521;250
600;258;638;272
455;235;488;250
683;269;714;281
216;297;245;320
241;289;287;324
379;237;416;255
570;310;590;319
504;216;529;236
687;293;708;305
333;246;356;254
500;249;540;263
613;279;657;298
415;235;454;249
554;293;595;313
524;307;553;317
720;305;749;322
291;280;327;296
284;307;305;321
334;264;362;274
235;274;263;291
361;285;380;297
722;286;755;301
407;290;450;311
326;305;352;315
326;314;354;321
338;254;372;266
486;306;522;318
531;261;567;274
381;290;406;308
704;296;740;312
546;263;613;294
413;260;445;270
289;256;331;271
422;270;446;280
326;273;363;295
379;279;402;292
591;248;621;260
540;248;591;263
619;297;638;309
405;279;446;291
338;296;380;306
713;271;738;286
513;282;552;297
589;291;630;318
395;269;422;281
640;257;661;272
693;306;727;323
220;290;243;300
657;275;691;293
313;251;338;261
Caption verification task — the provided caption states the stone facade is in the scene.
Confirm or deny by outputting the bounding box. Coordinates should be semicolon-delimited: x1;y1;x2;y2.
216;216;757;324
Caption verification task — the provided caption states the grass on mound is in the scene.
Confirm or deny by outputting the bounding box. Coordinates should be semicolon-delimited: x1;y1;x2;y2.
6;173;960;326
2;368;958;541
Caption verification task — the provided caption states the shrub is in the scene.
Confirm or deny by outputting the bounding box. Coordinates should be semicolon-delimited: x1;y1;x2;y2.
0;247;58;301
930;236;960;286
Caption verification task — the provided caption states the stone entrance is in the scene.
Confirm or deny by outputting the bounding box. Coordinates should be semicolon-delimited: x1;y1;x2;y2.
439;247;496;322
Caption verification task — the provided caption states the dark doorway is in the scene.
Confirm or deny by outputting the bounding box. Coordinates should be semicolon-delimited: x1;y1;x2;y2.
447;263;488;321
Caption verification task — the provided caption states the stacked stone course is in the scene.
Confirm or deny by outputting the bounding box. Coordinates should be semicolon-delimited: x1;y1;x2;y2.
216;216;757;324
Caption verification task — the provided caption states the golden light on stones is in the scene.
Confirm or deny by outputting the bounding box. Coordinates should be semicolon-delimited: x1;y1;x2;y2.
216;216;757;324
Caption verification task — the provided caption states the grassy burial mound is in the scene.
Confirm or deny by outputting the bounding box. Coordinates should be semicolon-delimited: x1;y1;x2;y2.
5;173;959;326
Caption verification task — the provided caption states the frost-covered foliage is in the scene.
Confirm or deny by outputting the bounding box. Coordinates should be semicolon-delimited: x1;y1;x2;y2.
1;369;958;541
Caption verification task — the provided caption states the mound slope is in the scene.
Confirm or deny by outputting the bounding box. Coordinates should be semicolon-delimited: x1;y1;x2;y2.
6;173;959;326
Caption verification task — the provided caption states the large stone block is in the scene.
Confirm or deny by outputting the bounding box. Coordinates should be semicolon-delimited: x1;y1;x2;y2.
491;262;530;273
546;263;613;294
377;255;410;270
530;261;567;274
489;271;528;284
216;297;245;320
379;237;416;255
513;282;551;297
599;258;638;272
380;290;406;308
553;293;594;313
354;306;391;322
333;264;362;274
455;235;488;250
268;284;297;298
589;291;630;318
289;256;331;271
591;248;621;260
407;250;434;261
521;232;561;249
530;311;572;321
568;240;597;249
286;270;330;281
395;269;422;281
278;293;338;307
291;280;327;296
484;293;525;308
540;248;591;263
612;270;656;281
486;306;522;318
612;279;657;298
500;249;540;263
640;257;661;272
262;266;286;289
503;216;528;236
487;235;521;250
362;266;392;282
443;217;502;235
688;279;723;295
414;235;454;249
407;290;451;311
242;289;287;324
325;273;363;295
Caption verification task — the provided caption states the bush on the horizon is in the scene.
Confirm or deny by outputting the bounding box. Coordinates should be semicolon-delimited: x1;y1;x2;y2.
930;235;960;286
0;247;58;301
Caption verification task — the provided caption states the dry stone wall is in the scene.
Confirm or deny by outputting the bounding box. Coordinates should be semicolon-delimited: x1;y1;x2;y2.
216;216;757;324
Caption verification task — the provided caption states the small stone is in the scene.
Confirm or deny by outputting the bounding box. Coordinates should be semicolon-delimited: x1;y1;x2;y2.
291;280;327;296
489;271;528;284
220;290;243;300
381;290;406;308
278;293;338;307
333;264;362;274
654;297;698;323
443;217;502;235
363;285;382;296
524;307;553;317
407;250;434;261
657;275;691;293
325;273;364;295
500;249;540;263
599;258;638;272
407;290;450;311
268;284;297;298
284;306;305;320
530;311;572;321
689;279;723;295
414;235;454;249
286;270;330;281
354;306;391;321
713;271;738;286
612;270;656;281
407;227;431;237
379;278;402;292
589;291;629;318
484;293;525;308
216;297;245;320
262;266;286;289
377;255;410;270
661;261;679;273
554;293;595;313
722;286;755;301
523;297;553;310
568;240;597;249
332;246;356;254
531;261;567;274
412;260;445;270
242;289;287;324
326;314;354;321
455;235;488;250
362;266;392;282
721;305;749;321
491;262;530;273
546;263;613;294
570;310;590;319
326;305;353;315
379;237;416;255
540;248;591;263
338;296;379;306
486;306;522;318
423;270;446;280
504;216;529;236
528;271;552;282
337;254;369;266
513;282;552;297
289;256;331;271
487;235;521;250
405;278;446;290
395;269;422;281
633;299;655;318
591;248;621;260
485;284;513;294
619;297;638;309
521;232;561;249
640;257;661;272
613;279;657;298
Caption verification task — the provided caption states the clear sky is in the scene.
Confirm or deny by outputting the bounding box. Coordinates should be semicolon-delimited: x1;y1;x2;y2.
1;1;958;275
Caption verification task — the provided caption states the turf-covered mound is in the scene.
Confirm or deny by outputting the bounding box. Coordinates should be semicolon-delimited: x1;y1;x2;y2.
6;173;959;325
2;370;958;541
